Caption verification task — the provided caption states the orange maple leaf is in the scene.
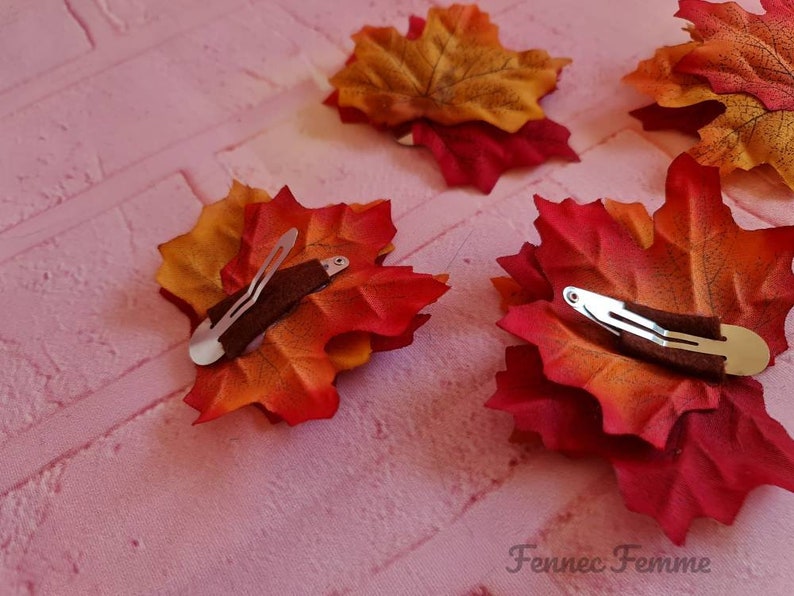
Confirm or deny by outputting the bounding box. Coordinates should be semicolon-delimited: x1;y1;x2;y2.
495;154;794;448
625;41;794;188
623;42;705;107
158;185;448;424
675;0;794;111
329;4;570;133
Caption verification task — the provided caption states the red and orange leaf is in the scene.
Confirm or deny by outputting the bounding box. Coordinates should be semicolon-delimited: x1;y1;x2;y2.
329;4;570;133
410;118;578;193
157;184;382;374
487;344;794;544
222;188;395;291
612;376;794;545
495;243;552;298
675;0;794;111
491;242;553;309
497;154;794;448
173;187;448;424
187;266;447;424
624;13;794;188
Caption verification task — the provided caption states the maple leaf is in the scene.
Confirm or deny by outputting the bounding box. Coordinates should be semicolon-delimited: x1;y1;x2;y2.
329;4;570;133
321;14;427;128
623;42;705;106
623;2;794;188
487;344;794;544
682;90;794;187
325;10;577;193
495;153;794;448
490;243;554;311
159;185;448;424
629;101;725;135
625;41;794;188
410;118;578;193
157;183;375;378
675;0;794;111
156;181;272;320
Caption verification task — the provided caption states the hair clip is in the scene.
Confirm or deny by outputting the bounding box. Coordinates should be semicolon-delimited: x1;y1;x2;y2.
189;227;349;365
562;286;770;380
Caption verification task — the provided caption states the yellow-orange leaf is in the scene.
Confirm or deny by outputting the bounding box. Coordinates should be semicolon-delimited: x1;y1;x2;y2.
625;41;794;188
623;43;705;109
687;90;794;188
156;181;272;319
329;4;570;133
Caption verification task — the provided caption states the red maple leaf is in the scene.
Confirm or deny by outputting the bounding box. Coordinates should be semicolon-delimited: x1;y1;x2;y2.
495;154;794;448
629;101;725;135
410;118;578;193
487;153;794;542
488;344;794;544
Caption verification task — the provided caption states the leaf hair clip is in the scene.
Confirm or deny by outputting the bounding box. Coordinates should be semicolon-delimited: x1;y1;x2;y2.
563;286;770;381
189;227;349;365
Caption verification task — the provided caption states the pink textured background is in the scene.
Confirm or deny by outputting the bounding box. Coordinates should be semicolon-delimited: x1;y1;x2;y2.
2;0;794;593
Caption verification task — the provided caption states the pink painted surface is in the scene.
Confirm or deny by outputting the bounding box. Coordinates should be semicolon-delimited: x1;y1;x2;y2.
1;0;793;594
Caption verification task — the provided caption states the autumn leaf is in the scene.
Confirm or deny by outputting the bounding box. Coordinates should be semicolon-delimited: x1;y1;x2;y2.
601;198;655;249
487;344;794;544
624;42;705;106
329;4;570;133
326;8;576;193
684;90;794;187
410;118;578;193
495;153;794;448
629;101;725;135
675;0;794;111
325;88;578;193
612;375;794;545
490;243;553;311
488;155;794;542
159;185;448;424
157;184;373;384
156;181;272;320
625;39;794;188
624;3;794;188
321;14;427;128
323;90;379;127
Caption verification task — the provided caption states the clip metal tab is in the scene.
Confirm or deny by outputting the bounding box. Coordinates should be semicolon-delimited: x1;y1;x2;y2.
188;229;350;366
562;286;770;377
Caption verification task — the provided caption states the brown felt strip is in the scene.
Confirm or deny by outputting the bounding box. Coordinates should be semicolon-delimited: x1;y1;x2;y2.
207;259;330;360
618;301;726;382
